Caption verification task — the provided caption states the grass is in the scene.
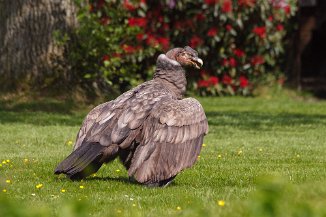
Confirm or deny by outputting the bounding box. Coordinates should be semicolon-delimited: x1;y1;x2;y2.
0;94;326;216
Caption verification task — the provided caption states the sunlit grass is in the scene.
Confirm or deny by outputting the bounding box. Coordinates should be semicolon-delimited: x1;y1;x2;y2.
0;96;326;216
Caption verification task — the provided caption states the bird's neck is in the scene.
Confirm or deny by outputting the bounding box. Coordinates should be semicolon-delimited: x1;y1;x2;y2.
153;54;187;99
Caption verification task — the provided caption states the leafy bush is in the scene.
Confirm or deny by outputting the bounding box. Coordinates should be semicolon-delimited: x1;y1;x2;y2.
72;0;297;96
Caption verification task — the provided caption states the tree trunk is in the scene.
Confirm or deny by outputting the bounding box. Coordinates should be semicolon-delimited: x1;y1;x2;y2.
0;0;78;92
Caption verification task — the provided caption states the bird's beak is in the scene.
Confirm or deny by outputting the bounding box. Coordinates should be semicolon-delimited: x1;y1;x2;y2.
191;57;203;69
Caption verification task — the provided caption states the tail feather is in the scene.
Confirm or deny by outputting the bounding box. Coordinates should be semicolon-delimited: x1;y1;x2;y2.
54;142;105;180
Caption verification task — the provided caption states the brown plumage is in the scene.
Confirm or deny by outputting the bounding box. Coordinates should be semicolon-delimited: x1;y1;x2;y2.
54;46;208;187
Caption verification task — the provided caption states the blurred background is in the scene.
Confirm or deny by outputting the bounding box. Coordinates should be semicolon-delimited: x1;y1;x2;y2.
0;0;325;100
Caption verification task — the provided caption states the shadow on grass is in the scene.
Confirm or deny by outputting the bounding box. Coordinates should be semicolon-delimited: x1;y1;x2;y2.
1;98;325;128
206;111;326;130
0;99;87;126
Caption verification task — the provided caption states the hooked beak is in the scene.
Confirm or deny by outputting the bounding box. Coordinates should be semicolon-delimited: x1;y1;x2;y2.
191;57;203;69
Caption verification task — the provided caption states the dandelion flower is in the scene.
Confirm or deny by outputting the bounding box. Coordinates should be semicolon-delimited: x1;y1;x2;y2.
117;209;122;213
36;184;43;189
61;189;66;193
6;160;10;163
237;150;243;155
132;204;136;207
92;173;97;177
202;143;207;147
259;148;263;152
176;206;182;210
24;159;29;163
197;155;201;159
296;154;300;158
2;189;7;193
116;169;121;172
0;164;2;167
66;140;73;146
217;200;225;207
218;154;222;158
6;179;11;184
79;185;85;189
2;160;6;164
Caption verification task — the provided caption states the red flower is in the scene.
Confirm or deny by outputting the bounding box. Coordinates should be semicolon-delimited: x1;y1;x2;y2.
136;33;144;42
239;76;249;88
204;0;219;5
102;54;110;62
268;16;273;22
226;24;232;31
157;37;170;50
251;55;265;65
234;49;245;58
229;57;237;67
146;34;158;46
209;76;219;85
196;13;206;21
128;17;147;27
100;16;110;25
190;36;203;48
284;5;291;15
252;26;266;38
222;58;228;66
239;0;255;7
207;27;218;37
122;44;138;54
276;24;284;31
123;0;136;11
197;80;210;88
222;74;232;85
221;0;232;13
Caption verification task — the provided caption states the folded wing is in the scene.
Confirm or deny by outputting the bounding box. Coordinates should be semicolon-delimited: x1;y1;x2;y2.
129;97;208;184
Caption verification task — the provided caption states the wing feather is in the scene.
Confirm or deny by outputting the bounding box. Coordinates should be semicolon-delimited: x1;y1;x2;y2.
129;97;208;183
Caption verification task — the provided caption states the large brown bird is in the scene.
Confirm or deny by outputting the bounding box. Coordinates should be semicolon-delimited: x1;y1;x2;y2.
55;46;208;187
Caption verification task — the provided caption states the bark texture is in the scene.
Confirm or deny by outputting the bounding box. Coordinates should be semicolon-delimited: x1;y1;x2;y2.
0;0;78;91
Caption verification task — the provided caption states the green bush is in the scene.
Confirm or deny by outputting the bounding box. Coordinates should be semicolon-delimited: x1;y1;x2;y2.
71;0;297;96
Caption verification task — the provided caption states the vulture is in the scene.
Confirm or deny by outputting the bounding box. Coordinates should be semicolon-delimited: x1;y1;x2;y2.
54;46;208;187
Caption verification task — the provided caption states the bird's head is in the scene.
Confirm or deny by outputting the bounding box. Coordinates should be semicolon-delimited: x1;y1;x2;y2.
165;46;203;69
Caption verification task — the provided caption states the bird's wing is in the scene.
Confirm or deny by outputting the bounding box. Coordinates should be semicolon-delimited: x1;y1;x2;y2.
73;101;111;150
74;81;171;149
128;97;208;184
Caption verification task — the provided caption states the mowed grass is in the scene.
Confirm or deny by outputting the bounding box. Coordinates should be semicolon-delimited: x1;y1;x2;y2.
0;95;326;216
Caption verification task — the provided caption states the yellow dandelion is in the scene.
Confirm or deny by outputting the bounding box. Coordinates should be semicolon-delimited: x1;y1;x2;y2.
237;150;243;155
66;140;73;146
79;185;85;189
176;206;182;211
0;164;2;167
61;189;66;193
217;200;225;207
92;173;97;177
218;154;222;158
6;179;11;184
6;160;10;163
202;143;206;147
3;189;7;193
259;148;263;152
117;209;122;213
116;169;121;172
132;204;136;207
24;159;29;163
296;154;300;158
2;160;6;164
197;155;201;159
36;184;43;189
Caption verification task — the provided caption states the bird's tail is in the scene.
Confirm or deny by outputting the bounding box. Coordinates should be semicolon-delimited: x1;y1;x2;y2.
54;142;106;180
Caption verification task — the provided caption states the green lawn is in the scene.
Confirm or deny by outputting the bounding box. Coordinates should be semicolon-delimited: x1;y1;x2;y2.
1;96;326;217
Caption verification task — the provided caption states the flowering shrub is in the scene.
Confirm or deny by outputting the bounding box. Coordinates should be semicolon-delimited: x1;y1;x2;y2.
72;0;297;96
